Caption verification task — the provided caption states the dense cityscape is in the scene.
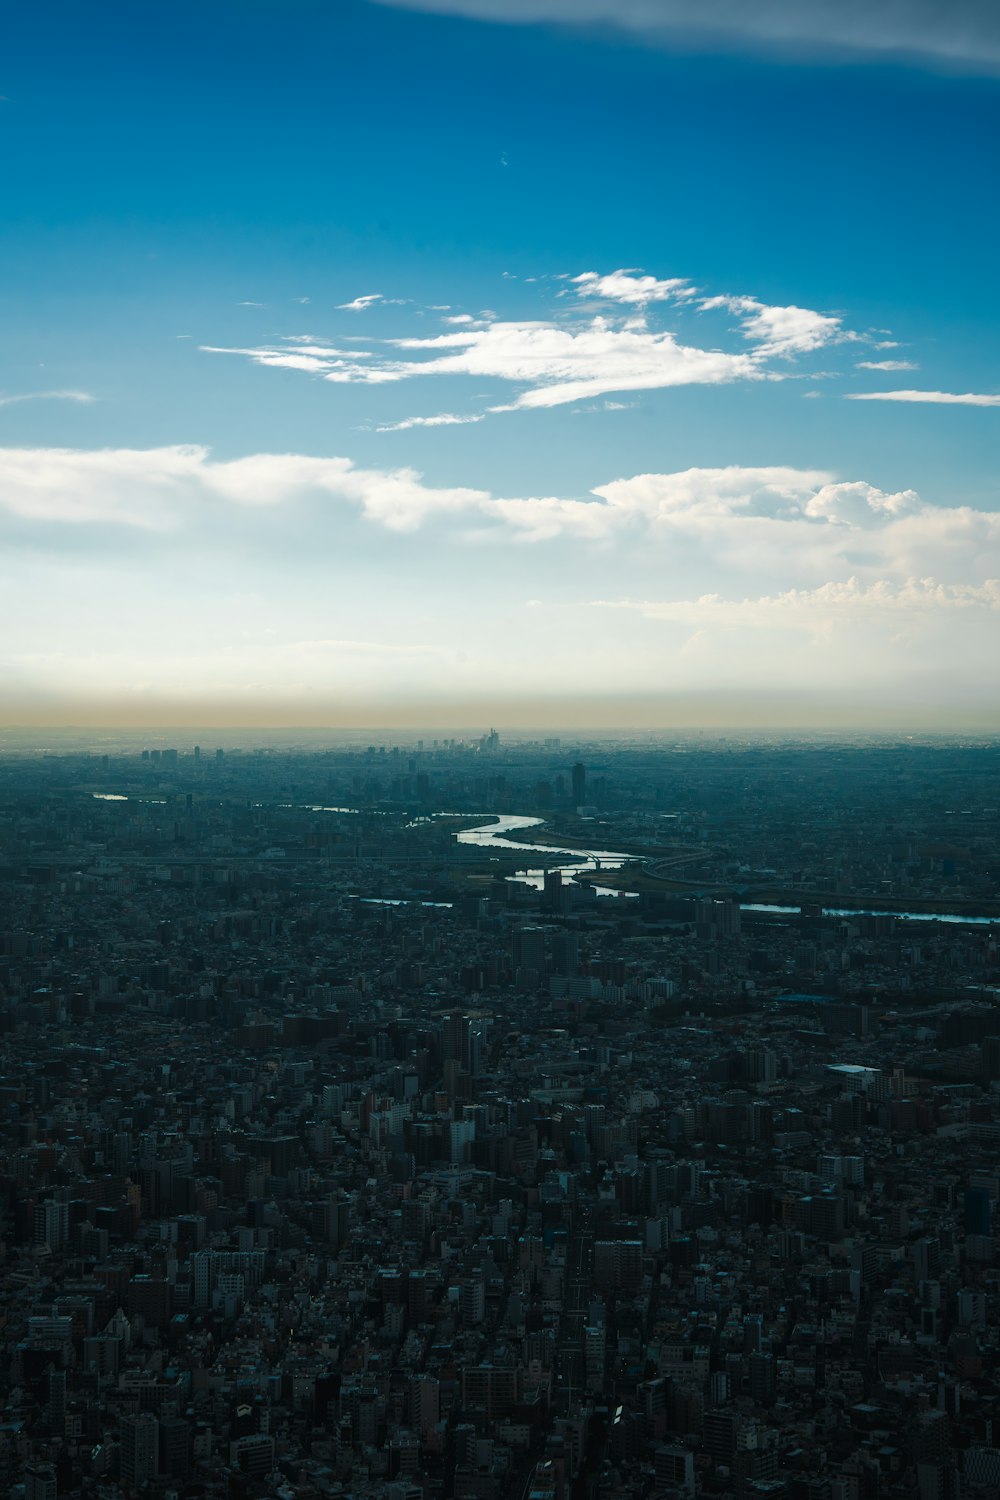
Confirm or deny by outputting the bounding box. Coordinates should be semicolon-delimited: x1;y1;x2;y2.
1;731;999;1500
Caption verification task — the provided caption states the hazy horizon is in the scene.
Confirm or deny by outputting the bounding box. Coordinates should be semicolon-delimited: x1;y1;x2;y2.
3;694;1000;738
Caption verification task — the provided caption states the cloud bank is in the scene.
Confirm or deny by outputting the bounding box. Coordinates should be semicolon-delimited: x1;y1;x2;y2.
1;445;998;720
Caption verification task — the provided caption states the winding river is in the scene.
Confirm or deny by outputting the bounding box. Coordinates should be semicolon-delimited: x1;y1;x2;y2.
455;813;999;926
93;793;998;925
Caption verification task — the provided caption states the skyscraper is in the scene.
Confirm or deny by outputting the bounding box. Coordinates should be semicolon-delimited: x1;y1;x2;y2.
572;762;586;806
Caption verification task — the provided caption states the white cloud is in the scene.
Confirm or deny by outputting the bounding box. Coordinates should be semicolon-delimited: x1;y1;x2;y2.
0;445;211;527
368;0;1000;73
856;359;919;371
572;269;695;305
2;446;998;716
0;444;491;534
801;480;921;526
338;293;386;311
4;450;994;583
205;318;764;409
384;318;763;406
7;449;994;647
848;389;1000;406
200;342;373;375
202;269;853;414
337;293;410;310
701;293;844;357
0;390;96;408
375;412;487;431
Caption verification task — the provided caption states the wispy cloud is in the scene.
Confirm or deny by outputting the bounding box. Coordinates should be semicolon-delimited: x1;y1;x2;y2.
0;390;96;409
338;293;387;311
203;269;852;414
383;318;765;407
848;389;1000;406
375;412;487;431
856;359;919;372
337;293;411;311
200;341;371;374
369;0;1000;73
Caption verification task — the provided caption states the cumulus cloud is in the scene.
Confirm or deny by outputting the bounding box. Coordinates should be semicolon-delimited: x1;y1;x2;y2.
481;468;935;546
848;389;1000;406
572;269;695;305
701;294;845;357
368;0;1000;73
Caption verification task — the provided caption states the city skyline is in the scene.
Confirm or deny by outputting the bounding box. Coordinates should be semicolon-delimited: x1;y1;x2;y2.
2;0;998;727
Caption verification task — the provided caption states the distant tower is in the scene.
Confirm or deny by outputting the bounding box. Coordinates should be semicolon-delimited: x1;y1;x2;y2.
572;762;586;807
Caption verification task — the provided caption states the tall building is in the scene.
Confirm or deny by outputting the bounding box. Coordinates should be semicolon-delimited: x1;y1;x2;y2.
551;929;579;977
121;1412;159;1490
34;1198;70;1253
572;762;586;806
543;868;563;911
513;926;547;980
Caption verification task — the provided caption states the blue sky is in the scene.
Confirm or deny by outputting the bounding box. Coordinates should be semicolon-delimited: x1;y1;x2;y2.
2;0;999;726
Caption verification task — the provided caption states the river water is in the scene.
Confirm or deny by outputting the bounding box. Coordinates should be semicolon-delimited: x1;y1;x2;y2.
456;814;998;926
456;814;634;898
